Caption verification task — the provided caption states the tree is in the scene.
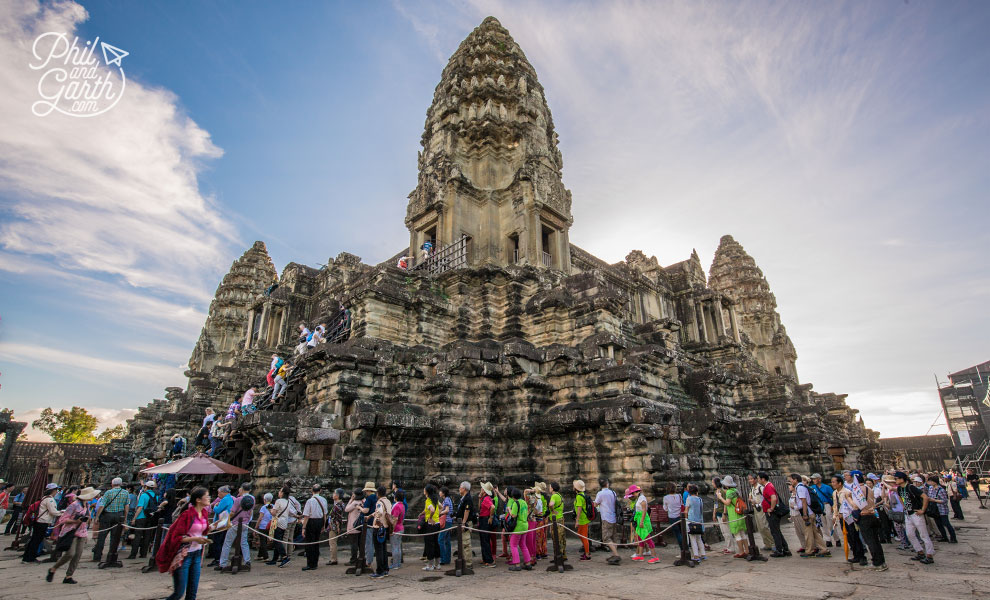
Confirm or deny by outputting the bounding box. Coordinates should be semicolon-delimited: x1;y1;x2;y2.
32;407;100;443
96;424;127;443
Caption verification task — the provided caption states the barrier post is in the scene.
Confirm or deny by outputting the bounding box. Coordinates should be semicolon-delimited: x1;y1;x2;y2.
142;523;163;573
445;521;474;577
744;513;767;562
672;513;695;567
545;516;572;573
345;524;368;575
3;521;26;551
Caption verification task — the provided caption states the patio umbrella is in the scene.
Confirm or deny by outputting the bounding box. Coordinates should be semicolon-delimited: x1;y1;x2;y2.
140;453;249;476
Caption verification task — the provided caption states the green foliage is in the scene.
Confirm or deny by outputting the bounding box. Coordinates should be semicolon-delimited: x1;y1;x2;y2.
31;406;121;444
96;424;127;443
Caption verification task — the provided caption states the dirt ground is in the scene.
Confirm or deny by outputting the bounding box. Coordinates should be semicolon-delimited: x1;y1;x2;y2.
1;496;988;600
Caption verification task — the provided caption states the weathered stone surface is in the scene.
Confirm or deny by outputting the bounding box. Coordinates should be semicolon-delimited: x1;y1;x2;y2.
100;16;878;498
297;428;341;444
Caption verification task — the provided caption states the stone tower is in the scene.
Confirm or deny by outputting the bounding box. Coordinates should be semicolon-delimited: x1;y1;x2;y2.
708;235;798;379
188;241;277;375
405;16;573;271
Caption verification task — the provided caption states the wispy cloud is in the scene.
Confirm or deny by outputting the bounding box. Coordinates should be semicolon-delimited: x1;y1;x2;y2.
0;0;233;303
0;342;184;384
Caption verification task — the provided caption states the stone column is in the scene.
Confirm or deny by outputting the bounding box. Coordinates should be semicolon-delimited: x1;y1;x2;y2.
244;309;256;349
0;421;25;480
695;300;709;343
277;308;287;346
712;299;727;340
528;205;541;266
728;305;741;343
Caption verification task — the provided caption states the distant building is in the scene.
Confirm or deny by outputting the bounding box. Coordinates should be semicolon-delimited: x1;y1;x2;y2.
877;434;955;472
938;360;990;461
5;441;107;487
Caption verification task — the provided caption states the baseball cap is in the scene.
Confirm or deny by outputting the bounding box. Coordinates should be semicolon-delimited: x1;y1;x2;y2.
45;483;59;490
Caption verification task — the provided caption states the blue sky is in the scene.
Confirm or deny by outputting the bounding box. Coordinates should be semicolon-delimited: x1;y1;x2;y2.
0;0;988;440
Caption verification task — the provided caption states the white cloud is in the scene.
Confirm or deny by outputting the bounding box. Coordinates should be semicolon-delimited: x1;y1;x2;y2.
0;0;233;303
0;342;184;385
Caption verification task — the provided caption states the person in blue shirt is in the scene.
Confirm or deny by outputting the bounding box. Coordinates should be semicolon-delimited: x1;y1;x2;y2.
206;486;234;566
128;480;159;559
4;487;27;535
359;482;377;567
685;484;706;562
810;474;837;548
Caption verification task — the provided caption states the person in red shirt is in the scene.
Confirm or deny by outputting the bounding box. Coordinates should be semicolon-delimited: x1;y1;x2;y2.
758;473;791;557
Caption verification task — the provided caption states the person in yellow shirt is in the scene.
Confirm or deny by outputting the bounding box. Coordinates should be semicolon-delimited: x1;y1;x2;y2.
421;484;441;571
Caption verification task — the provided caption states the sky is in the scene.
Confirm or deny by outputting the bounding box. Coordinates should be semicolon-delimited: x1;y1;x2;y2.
0;0;988;441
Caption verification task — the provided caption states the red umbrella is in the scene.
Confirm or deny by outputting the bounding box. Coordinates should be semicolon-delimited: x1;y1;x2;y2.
23;457;50;506
6;458;50;550
140;453;249;475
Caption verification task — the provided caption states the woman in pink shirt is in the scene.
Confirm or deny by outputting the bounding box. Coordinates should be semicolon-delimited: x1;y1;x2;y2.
46;487;99;584
157;487;213;600
389;491;406;569
344;489;364;566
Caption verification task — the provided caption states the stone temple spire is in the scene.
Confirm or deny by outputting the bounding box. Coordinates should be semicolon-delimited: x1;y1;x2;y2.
405;16;573;271
188;241;277;375
709;235;798;380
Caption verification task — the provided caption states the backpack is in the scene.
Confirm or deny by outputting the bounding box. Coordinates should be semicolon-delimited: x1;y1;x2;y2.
582;493;597;521
23;500;42;526
503;499;518;531
800;484;824;515
733;494;747;514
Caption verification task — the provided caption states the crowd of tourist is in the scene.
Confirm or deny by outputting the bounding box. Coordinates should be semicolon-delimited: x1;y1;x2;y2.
0;465;982;596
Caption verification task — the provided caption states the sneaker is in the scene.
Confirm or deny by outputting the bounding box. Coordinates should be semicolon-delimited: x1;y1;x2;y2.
859;559;868;566
826;541;833;547
631;555;645;561
919;557;934;564
265;560;277;566
818;551;831;558
508;565;522;571
422;565;435;571
721;548;732;555
522;564;533;571
279;557;291;568
647;557;660;564
872;564;888;572
606;556;621;565
770;552;786;558
484;562;497;568
579;554;591;561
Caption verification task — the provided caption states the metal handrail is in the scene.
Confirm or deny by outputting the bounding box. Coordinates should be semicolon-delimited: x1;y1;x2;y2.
413;235;469;275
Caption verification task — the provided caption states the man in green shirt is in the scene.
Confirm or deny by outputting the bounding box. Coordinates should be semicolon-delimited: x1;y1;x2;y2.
548;481;567;561
573;480;591;560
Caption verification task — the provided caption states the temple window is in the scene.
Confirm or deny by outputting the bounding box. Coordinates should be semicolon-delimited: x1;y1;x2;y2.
541;224;553;267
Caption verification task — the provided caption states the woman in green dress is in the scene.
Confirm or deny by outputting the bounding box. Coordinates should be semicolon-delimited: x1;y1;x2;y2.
719;476;750;558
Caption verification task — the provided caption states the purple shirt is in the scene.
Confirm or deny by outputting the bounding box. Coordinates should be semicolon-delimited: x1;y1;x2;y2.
230;494;255;525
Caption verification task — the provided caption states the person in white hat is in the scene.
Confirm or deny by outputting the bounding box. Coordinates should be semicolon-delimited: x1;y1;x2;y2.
127;480;158;559
46;487;100;584
23;483;62;563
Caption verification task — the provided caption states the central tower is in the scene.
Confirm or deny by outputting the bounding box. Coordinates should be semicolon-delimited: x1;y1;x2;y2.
405;17;573;271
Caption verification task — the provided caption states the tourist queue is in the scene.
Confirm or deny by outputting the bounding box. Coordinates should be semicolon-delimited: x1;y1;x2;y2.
0;466;982;599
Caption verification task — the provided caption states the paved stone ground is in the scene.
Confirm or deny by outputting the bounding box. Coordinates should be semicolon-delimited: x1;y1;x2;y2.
2;496;988;600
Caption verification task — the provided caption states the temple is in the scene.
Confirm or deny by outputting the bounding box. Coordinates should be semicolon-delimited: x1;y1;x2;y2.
94;17;878;492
